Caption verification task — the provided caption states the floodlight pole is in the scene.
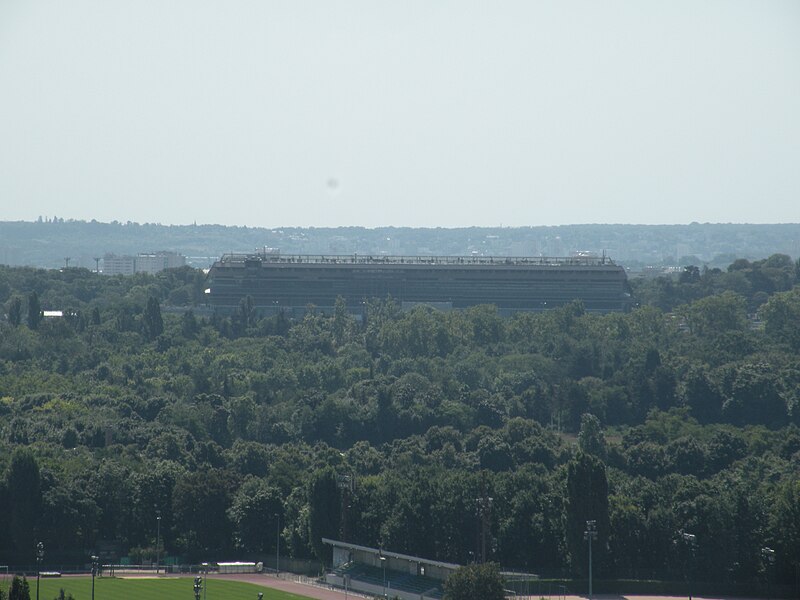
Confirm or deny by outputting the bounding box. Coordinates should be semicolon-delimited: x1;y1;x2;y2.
275;512;280;576
380;554;387;599
680;531;696;600
762;547;775;600
202;562;209;600
474;492;493;564
91;555;99;600
36;541;44;600
584;520;597;600
156;512;161;575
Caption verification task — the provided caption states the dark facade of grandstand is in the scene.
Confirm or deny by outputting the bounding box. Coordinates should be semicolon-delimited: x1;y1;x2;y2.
205;252;633;314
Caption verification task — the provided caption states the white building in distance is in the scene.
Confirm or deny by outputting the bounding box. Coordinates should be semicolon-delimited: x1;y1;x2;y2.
103;251;185;275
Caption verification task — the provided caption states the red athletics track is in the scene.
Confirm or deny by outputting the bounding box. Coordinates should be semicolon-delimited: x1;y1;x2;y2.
205;575;771;600
202;573;361;600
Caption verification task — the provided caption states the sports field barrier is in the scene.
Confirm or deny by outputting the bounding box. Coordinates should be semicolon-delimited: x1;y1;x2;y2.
3;563;795;598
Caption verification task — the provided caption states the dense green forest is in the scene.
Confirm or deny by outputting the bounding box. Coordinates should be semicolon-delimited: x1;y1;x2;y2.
1;257;799;591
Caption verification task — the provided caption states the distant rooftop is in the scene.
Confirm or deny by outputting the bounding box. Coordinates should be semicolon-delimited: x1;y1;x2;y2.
217;252;615;267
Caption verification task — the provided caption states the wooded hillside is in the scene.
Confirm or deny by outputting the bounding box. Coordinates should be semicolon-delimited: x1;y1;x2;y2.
1;258;799;589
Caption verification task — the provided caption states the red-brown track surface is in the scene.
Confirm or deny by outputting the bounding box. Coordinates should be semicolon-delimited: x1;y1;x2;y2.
204;573;360;600
207;575;770;600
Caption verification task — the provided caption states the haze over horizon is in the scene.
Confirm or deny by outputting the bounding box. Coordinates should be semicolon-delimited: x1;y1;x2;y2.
1;1;798;229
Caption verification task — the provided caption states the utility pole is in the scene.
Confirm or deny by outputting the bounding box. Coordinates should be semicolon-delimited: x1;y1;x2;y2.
584;520;597;600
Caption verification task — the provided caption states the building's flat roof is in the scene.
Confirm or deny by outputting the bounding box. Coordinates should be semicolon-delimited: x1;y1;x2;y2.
216;253;615;268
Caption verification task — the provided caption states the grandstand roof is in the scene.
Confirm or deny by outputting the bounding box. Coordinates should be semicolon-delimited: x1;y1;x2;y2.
321;538;460;571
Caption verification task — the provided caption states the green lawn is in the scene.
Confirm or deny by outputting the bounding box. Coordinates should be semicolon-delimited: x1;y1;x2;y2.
2;576;314;600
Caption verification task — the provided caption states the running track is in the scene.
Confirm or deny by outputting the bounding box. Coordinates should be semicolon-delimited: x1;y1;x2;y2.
210;574;769;600
207;573;358;600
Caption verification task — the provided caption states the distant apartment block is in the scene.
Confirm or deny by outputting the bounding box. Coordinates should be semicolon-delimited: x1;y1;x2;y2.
102;254;136;276
135;251;186;274
102;251;185;276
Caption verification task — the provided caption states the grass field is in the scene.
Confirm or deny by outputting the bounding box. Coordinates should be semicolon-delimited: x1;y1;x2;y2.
0;576;314;600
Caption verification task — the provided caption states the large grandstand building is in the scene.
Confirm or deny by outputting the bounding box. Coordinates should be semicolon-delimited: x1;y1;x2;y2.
321;538;539;600
205;251;633;315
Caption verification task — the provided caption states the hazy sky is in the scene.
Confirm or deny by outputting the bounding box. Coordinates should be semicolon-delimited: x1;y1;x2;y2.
1;1;798;228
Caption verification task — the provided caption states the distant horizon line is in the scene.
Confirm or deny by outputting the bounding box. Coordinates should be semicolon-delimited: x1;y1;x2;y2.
3;218;800;230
